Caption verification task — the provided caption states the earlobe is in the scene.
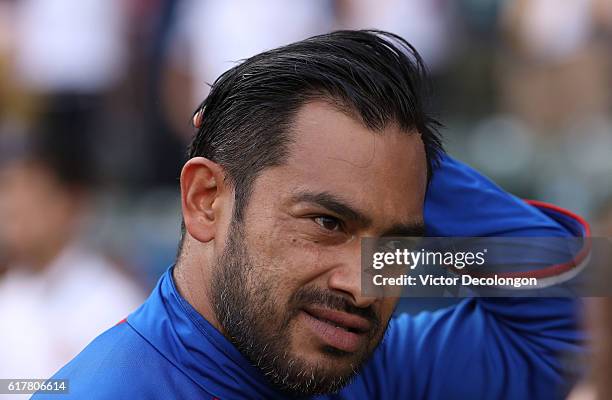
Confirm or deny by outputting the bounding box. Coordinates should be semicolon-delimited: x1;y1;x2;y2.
180;157;225;243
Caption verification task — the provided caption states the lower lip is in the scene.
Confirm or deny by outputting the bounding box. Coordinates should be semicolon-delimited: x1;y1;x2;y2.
300;311;366;353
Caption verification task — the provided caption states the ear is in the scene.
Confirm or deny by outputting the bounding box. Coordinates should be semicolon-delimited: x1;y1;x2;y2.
180;157;228;243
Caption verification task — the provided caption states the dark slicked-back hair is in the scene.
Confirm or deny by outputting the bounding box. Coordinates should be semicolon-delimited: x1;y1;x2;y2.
180;30;444;250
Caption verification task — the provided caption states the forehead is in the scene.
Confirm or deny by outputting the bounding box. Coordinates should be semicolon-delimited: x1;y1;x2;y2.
264;100;427;227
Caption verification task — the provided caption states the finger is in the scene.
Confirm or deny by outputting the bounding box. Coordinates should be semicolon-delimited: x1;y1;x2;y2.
193;110;204;128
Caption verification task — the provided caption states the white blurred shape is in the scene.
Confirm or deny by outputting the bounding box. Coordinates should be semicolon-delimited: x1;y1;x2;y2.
176;0;334;105
13;0;126;92
338;0;451;69
518;0;594;61
0;244;143;380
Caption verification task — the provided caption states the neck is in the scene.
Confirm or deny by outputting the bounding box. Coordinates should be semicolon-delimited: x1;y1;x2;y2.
15;233;72;273
173;258;223;333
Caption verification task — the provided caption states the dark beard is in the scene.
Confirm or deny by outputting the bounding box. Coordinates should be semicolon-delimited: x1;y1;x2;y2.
209;220;382;396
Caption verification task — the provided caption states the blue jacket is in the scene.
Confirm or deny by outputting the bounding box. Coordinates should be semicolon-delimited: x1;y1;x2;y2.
32;156;589;400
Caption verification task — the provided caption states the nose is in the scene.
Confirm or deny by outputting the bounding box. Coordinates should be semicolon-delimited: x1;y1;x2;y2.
327;243;378;308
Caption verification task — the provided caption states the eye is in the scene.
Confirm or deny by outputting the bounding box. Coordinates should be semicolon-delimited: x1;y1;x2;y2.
313;216;342;232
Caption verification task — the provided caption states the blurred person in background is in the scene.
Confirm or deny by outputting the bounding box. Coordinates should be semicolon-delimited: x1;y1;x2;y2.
588;200;612;400
500;0;611;133
0;124;144;383
567;200;612;400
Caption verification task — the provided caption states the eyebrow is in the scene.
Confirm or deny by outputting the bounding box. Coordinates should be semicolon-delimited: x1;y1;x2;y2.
290;190;425;236
291;191;372;228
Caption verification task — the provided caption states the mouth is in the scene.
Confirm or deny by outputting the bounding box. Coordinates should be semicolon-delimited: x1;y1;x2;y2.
300;306;372;353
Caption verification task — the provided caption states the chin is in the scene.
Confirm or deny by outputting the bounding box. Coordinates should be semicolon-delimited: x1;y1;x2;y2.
259;321;371;396
280;348;360;395
288;329;368;375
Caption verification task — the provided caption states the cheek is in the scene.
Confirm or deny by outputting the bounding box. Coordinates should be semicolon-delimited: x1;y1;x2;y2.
379;298;400;325
246;216;329;288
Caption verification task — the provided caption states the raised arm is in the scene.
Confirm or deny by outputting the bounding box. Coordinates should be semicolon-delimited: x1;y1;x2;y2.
360;154;588;400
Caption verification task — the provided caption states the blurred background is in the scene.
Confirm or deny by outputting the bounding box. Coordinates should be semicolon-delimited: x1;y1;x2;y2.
0;0;611;384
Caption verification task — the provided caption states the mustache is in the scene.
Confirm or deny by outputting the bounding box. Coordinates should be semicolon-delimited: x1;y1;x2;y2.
290;286;381;333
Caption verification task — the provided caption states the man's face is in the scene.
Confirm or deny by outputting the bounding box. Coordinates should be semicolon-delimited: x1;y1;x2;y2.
0;161;77;267
210;101;427;395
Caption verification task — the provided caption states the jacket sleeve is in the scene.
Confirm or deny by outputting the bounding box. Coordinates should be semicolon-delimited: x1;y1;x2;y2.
364;154;588;400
